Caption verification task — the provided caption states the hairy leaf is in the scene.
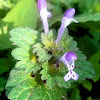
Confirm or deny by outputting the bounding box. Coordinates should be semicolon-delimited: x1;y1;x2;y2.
10;27;39;50
10;27;41;74
6;69;66;100
33;43;52;62
41;61;71;89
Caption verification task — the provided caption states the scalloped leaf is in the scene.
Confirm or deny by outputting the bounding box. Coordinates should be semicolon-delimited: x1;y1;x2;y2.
12;48;30;61
15;60;41;74
74;52;95;80
6;69;31;88
41;61;71;89
6;69;66;100
32;43;52;62
10;27;41;74
10;27;39;50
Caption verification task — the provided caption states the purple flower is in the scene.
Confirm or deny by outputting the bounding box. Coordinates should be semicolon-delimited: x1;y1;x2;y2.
37;0;52;35
59;52;77;69
59;51;79;82
56;8;78;44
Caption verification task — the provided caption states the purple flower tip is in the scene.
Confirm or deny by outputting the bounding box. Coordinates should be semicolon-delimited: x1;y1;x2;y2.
37;0;47;11
64;8;75;19
65;52;77;62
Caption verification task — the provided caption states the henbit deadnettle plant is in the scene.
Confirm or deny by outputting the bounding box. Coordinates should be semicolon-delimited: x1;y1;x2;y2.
37;0;79;82
6;0;95;99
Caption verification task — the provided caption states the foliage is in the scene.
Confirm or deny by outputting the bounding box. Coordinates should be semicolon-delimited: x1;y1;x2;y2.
5;27;95;100
0;0;100;100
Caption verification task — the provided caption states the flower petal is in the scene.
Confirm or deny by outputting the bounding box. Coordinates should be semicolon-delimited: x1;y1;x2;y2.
61;54;70;70
71;70;79;80
64;8;75;19
47;12;52;18
65;52;77;62
37;0;47;11
64;72;71;82
70;60;75;69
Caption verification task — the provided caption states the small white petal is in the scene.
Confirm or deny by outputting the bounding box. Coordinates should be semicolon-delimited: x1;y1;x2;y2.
64;72;71;82
70;60;75;69
71;70;79;80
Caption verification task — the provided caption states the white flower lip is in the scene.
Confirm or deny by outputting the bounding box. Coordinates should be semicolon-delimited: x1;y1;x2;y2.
59;52;79;82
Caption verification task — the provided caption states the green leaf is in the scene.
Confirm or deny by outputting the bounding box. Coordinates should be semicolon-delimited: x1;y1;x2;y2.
75;53;95;80
89;30;100;42
74;59;95;80
15;60;41;74
75;36;100;57
0;20;12;50
41;61;71;89
0;0;38;50
6;69;32;88
12;48;30;61
10;27;41;74
82;80;92;91
0;58;9;75
3;0;38;29
89;50;100;82
10;27;39;50
41;30;56;49
0;77;7;96
75;13;100;22
69;89;82;100
6;69;66;100
86;96;93;100
6;75;36;100
30;85;66;100
33;43;52;62
0;0;20;10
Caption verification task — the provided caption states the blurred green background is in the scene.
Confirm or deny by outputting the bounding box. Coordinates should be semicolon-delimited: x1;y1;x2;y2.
0;0;100;100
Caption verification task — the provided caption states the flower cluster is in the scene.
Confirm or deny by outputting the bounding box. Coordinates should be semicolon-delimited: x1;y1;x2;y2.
37;0;79;82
